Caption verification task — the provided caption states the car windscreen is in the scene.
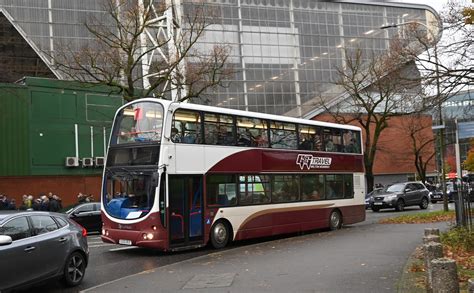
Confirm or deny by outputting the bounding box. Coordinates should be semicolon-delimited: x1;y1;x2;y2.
386;184;405;193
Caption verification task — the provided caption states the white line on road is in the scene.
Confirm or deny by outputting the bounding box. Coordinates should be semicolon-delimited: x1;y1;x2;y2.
108;246;141;252
88;241;106;245
89;243;116;248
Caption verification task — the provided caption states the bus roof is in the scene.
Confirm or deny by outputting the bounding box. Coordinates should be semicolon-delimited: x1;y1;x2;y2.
121;98;362;132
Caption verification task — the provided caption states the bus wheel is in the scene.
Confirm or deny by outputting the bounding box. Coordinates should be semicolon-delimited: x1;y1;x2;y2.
210;221;230;249
329;210;342;231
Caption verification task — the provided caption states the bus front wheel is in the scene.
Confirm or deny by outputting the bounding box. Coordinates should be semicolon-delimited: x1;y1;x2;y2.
329;210;342;231
210;221;230;249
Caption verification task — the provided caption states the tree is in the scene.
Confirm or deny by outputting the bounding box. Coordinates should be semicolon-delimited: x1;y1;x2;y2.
463;138;474;172
395;114;436;184
393;0;473;100
316;48;430;192
52;0;233;102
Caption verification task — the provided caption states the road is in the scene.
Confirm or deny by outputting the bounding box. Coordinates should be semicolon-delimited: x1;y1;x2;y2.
27;203;453;292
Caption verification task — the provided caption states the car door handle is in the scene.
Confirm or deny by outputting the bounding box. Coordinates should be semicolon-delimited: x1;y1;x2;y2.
58;237;68;243
24;246;36;252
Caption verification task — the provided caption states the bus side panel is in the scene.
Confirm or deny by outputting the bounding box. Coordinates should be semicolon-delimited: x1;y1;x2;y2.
233;204;365;241
339;205;366;225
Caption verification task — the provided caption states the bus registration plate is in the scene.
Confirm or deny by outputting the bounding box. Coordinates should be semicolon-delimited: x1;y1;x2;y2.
119;239;132;245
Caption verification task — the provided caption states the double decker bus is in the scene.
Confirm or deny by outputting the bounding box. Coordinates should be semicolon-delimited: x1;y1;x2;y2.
101;98;365;251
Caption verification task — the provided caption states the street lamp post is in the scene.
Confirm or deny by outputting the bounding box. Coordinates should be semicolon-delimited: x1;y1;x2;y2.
381;20;449;211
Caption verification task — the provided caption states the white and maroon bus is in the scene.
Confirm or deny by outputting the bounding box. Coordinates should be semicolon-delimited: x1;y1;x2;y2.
101;98;365;251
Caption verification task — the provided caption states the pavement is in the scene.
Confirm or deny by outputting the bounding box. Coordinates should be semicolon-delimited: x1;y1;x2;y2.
82;218;449;293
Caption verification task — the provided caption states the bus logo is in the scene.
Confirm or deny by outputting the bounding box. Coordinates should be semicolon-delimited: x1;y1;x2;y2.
296;154;332;170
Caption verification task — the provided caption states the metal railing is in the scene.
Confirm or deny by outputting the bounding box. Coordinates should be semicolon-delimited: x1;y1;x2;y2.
453;182;473;229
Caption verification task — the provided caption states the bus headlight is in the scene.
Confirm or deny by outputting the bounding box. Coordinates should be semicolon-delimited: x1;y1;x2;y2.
142;233;154;240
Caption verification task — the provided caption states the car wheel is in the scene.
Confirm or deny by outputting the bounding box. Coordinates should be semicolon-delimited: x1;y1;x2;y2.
210;221;230;249
329;210;342;231
371;206;380;212
63;251;86;287
395;199;405;212
420;197;429;209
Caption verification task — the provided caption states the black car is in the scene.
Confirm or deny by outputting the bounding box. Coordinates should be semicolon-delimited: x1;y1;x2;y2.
0;211;89;291
62;202;102;233
365;188;384;209
371;182;429;212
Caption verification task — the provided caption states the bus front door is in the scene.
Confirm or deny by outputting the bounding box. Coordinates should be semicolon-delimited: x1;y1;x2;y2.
168;175;204;247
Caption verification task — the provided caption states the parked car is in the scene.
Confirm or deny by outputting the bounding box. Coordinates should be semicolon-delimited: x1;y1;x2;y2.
426;184;444;203
365;188;384;209
371;182;429;212
62;202;102;233
0;211;89;291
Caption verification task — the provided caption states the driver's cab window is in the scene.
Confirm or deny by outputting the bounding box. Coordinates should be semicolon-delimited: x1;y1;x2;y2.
0;217;31;241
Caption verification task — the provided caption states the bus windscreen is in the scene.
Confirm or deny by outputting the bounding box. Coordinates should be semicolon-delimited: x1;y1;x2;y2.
113;102;164;145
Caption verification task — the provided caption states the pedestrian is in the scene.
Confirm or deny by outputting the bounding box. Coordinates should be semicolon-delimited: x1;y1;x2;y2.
32;198;41;211
8;199;16;210
40;195;50;211
26;195;33;210
0;194;6;210
49;195;61;212
78;192;87;203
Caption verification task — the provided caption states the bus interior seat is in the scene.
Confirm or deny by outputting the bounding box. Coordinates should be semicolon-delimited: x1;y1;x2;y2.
217;194;229;206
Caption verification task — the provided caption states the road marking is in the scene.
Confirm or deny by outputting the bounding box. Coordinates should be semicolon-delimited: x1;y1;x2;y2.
88;241;106;245
89;243;116;248
108;246;141;252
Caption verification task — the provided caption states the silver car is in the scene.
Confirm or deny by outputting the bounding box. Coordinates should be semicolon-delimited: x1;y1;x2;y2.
0;211;89;291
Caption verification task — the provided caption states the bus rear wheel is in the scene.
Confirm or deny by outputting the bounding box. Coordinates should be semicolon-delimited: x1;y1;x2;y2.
210;221;230;249
329;210;342;231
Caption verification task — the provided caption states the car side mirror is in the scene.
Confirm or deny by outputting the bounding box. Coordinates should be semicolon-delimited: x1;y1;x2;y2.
404;188;412;192
0;235;13;246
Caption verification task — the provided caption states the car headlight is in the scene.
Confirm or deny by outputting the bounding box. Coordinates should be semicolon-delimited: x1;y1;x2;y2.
387;195;397;200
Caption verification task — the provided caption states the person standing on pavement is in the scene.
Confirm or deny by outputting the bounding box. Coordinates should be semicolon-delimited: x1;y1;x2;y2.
49;195;61;212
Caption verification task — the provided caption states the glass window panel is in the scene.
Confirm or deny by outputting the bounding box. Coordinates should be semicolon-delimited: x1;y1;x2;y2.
343;174;354;199
272;175;300;203
0;217;31;241
325;174;344;199
301;174;325;201
172;110;202;144
238;175;271;205
207;175;237;207
203;112;235;145
298;125;323;151
342;130;362;153
270;121;297;149
236;116;268;147
30;215;59;235
323;127;343;152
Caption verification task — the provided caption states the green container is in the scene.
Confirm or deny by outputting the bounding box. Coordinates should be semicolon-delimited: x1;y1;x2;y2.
0;77;124;176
